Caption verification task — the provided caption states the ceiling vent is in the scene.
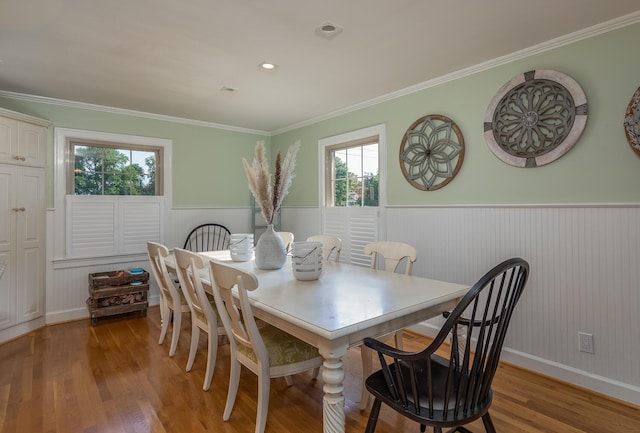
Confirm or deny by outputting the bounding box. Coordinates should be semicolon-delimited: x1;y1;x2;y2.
315;21;342;39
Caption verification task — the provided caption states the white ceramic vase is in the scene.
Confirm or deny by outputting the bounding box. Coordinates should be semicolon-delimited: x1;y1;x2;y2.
254;224;287;270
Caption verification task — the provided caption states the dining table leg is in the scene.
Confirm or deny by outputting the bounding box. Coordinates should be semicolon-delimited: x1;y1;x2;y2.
318;340;349;433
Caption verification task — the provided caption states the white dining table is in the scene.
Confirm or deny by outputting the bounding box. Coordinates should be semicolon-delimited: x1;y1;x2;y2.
166;250;469;433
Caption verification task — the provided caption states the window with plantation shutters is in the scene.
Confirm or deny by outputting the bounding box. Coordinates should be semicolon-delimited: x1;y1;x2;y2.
318;124;386;265
54;128;171;261
65;195;163;258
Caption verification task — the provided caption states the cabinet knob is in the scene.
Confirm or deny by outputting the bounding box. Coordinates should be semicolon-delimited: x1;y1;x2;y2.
12;207;26;212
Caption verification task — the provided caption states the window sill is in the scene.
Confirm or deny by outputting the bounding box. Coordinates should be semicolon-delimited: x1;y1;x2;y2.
52;253;148;270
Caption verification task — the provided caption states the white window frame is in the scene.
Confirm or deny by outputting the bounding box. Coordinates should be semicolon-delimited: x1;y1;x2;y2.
53;128;172;267
318;124;387;265
68;140;162;196
325;138;380;207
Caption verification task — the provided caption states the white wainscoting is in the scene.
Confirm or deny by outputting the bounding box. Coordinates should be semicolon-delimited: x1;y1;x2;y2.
42;205;640;405
285;205;640;405
164;207;252;249
45;207;252;324
280;207;321;244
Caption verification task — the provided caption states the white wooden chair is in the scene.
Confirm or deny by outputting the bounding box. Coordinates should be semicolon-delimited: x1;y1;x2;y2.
147;242;190;357
359;240;418;409
276;231;294;252
306;234;342;262
364;241;417;275
209;261;323;433
173;248;226;391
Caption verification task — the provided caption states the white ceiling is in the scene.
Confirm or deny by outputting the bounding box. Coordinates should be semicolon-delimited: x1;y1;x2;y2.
1;0;639;133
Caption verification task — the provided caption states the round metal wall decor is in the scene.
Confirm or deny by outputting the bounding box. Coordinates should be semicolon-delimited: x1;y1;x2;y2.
623;85;640;158
484;69;588;168
399;114;464;191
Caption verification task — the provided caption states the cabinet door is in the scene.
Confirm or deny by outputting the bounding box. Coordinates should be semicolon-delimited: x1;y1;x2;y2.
15;168;45;323
0;116;18;165
0;166;16;330
17;122;46;167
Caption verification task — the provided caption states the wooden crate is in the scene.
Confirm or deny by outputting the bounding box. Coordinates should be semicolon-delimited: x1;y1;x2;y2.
87;270;149;326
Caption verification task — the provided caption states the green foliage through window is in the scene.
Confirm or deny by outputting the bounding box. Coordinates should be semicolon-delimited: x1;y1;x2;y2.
331;143;378;207
73;144;157;195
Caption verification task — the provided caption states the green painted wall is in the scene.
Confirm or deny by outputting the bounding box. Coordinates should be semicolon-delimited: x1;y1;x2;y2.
2;22;639;209
0;97;268;208
274;22;640;206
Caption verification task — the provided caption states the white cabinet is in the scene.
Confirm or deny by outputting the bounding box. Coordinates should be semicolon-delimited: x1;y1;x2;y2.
0;108;48;167
0;167;16;330
0;165;45;331
0;108;48;335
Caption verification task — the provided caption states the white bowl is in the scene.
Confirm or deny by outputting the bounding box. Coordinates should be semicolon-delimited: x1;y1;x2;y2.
230;233;254;262
291;241;323;280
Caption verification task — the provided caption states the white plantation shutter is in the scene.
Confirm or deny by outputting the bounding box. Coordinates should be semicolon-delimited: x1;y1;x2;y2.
66;196;116;258
319;124;386;266
323;206;378;266
119;197;163;254
66;195;162;258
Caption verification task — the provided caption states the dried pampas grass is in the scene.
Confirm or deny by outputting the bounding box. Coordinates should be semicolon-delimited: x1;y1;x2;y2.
243;140;300;225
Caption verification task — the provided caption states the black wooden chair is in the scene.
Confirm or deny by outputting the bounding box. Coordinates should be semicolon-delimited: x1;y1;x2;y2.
363;258;529;433
183;223;231;252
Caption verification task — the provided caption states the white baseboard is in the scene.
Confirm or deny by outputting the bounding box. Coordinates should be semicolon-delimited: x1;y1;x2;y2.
45;295;160;325
46;307;90;324
0;317;46;344
408;322;640;407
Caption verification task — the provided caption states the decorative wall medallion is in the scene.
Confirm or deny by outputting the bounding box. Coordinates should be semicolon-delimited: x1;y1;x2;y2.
399;114;464;191
623;85;640;158
484;69;588;167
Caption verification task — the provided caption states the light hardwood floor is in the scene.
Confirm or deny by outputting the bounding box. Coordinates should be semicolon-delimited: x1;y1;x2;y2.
1;307;638;433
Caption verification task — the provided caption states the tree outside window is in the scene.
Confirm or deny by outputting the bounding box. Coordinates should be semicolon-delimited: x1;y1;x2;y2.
72;144;157;195
331;142;378;207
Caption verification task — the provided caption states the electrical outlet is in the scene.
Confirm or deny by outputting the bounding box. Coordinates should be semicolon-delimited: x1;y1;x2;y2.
579;332;594;354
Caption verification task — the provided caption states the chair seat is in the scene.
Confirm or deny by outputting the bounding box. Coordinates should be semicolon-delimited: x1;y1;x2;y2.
177;289;189;306
237;324;320;366
366;355;491;418
170;275;190;308
166;281;189;307
194;298;223;327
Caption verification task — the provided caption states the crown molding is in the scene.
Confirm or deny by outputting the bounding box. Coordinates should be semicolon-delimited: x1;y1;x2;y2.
0;90;271;136
272;10;640;135
1;10;638;137
0;106;51;127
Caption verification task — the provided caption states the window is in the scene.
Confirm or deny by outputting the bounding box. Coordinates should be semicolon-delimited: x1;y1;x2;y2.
328;139;379;207
54;128;171;263
319;124;386;266
69;141;161;195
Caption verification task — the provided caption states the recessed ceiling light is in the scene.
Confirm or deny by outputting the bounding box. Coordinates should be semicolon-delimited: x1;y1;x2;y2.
259;62;278;70
316;21;342;39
